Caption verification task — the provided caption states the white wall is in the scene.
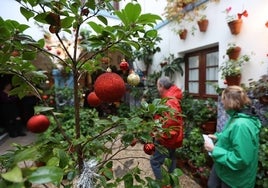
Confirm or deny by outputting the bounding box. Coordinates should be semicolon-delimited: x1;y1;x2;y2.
153;0;268;89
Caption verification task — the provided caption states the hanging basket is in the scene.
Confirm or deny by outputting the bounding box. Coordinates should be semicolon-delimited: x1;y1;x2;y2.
227;46;241;60
225;74;241;86
228;19;243;35
197;19;209;32
179;29;187;40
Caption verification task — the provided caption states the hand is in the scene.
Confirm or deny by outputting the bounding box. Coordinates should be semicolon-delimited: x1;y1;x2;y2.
204;140;214;152
208;134;217;141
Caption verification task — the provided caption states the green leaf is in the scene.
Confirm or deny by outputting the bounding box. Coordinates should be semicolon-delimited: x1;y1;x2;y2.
123;173;134;187
114;11;127;26
1;166;23;183
145;177;161;188
102;167;113;180
61;17;74;28
86;0;96;10
106;161;113;169
22;50;36;60
137;14;162;25
124;3;141;23
13;147;39;164
97;15;108;25
18;24;30;33
145;30;158;38
20;7;35;21
88;21;103;33
28;166;64;184
56;149;69;168
34;13;49;24
47;157;59;167
125;41;140;50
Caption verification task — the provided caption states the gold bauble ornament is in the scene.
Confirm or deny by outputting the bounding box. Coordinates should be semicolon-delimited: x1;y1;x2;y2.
127;72;140;86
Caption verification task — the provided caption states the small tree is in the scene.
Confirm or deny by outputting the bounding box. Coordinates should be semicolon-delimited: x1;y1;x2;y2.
0;1;184;187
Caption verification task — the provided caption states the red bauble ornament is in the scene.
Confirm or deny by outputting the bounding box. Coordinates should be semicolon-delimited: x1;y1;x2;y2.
94;72;126;103
143;143;155;155
27;114;50;133
87;91;102;107
119;59;129;71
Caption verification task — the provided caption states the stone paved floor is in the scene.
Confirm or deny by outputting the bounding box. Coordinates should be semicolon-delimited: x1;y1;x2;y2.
0;131;37;155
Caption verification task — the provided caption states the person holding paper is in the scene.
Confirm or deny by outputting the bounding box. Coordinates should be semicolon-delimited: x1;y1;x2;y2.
204;86;261;188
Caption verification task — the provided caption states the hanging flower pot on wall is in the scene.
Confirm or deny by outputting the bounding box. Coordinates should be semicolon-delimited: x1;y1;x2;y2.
228;19;243;35
227;46;241;60
197;19;209;32
225;74;241;86
179;29;187;40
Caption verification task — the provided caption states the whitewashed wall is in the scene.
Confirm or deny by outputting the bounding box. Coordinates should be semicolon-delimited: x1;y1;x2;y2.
152;0;268;89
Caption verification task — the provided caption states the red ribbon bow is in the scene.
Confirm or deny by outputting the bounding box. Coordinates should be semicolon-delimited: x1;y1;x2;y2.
237;10;248;19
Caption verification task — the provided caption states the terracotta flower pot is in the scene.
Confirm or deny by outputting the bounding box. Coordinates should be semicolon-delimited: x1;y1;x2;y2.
227;46;241;60
197;19;209;32
202;121;217;134
179;29;187;40
225;74;241;86
228;19;243;35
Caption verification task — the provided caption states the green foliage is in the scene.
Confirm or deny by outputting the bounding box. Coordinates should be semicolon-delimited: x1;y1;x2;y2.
181;92;217;128
161;54;184;79
256;126;268;187
248;74;268;99
145;159;183;188
220;54;250;78
185;127;208;167
0;99;182;187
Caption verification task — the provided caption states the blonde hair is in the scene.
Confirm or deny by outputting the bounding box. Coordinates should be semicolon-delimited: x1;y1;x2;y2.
221;86;251;110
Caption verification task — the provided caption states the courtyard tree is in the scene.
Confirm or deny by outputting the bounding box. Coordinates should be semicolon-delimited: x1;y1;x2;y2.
0;0;183;187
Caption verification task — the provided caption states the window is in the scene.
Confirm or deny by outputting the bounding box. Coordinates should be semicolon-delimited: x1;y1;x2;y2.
185;46;219;99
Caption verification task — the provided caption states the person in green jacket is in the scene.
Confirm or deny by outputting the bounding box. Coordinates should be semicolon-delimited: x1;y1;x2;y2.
204;85;261;188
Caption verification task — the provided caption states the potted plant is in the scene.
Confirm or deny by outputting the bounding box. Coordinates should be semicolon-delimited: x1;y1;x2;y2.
223;6;248;35
248;74;268;104
197;15;209;32
178;28;188;40
220;54;250;86
161;54;184;80
196;166;211;186
226;43;241;60
186;127;208;172
199;98;218;134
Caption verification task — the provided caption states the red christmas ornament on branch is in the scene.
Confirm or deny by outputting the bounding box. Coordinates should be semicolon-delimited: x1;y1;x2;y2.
87;91;102;107
119;59;129;71
143;143;155;155
94;72;126;103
